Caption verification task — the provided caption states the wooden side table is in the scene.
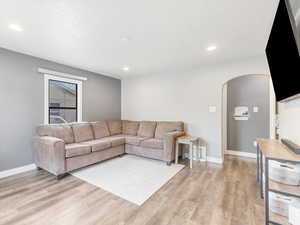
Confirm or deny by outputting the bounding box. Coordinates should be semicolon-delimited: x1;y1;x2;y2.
175;136;199;168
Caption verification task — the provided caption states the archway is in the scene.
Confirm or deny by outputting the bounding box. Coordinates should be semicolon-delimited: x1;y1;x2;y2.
221;74;276;162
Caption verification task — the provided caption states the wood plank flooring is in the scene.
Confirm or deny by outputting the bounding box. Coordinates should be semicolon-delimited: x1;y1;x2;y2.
0;156;264;225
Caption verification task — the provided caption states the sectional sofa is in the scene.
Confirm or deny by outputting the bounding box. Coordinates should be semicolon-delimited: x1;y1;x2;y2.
33;120;185;178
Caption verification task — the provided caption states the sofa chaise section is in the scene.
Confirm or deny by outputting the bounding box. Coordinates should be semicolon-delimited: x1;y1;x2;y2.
124;121;185;164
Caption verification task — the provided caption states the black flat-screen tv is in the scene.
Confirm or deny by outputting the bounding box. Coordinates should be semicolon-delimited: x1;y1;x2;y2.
266;0;300;102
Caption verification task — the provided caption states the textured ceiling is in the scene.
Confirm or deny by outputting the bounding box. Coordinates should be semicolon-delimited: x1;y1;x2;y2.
0;0;279;78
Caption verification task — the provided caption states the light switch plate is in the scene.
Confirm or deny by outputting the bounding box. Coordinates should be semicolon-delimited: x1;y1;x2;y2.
209;106;216;113
253;141;257;147
253;106;259;112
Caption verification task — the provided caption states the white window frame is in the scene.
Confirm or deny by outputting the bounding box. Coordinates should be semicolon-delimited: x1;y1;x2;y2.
44;74;82;124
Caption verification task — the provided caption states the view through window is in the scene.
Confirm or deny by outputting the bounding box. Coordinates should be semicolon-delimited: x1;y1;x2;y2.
48;80;78;124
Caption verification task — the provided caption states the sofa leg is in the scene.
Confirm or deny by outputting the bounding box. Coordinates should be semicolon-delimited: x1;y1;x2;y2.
166;161;172;166
56;173;68;180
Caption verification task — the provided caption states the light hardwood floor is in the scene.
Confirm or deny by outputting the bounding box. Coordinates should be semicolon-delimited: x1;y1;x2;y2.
0;155;264;225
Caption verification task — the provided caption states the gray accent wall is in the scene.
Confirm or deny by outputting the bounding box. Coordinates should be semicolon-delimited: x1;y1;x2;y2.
227;75;270;153
0;47;121;171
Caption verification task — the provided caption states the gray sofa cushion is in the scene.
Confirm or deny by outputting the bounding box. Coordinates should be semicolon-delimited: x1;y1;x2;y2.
125;136;148;146
125;144;163;161
141;138;164;149
137;121;157;138
110;137;125;147
101;135;125;147
36;124;74;144
83;139;112;152
65;143;91;158
91;121;110;139
122;120;140;136
107;120;122;135
155;121;184;139
72;123;94;143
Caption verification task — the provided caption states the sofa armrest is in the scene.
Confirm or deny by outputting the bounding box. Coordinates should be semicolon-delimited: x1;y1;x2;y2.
163;131;185;162
33;136;66;176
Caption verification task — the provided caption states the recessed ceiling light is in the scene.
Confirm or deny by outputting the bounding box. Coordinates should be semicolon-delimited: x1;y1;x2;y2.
206;45;217;52
122;66;130;72
121;36;131;42
9;24;23;32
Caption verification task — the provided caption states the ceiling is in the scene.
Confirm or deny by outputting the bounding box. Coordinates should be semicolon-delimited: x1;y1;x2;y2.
0;0;279;79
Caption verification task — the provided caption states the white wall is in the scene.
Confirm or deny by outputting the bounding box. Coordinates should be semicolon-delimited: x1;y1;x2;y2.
278;98;300;144
122;56;270;160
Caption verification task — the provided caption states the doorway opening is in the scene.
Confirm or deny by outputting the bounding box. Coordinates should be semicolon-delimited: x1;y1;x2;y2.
221;74;276;161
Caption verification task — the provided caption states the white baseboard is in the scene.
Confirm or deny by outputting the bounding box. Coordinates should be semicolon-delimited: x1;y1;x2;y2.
183;152;206;161
207;157;223;164
0;164;36;179
183;152;223;164
225;150;256;159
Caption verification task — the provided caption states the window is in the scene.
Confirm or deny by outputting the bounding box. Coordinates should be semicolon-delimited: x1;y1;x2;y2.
44;75;82;124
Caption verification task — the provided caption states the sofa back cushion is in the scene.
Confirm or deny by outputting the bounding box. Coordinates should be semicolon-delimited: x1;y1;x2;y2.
91;121;110;139
137;121;157;138
107;120;122;135
72;123;94;143
155;121;184;139
122;120;140;136
36;124;74;144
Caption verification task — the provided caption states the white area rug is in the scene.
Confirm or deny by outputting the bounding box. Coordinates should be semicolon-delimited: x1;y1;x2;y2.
71;155;185;205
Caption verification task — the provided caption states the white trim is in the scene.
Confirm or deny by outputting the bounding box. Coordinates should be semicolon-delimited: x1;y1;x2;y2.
225;150;257;159
269;76;276;139
221;83;228;163
38;68;87;81
182;149;222;164
207;157;223;164
44;74;82;124
295;9;300;26
0;164;36;179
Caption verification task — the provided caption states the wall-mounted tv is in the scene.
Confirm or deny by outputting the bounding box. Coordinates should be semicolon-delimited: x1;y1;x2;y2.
266;0;300;102
287;0;300;54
